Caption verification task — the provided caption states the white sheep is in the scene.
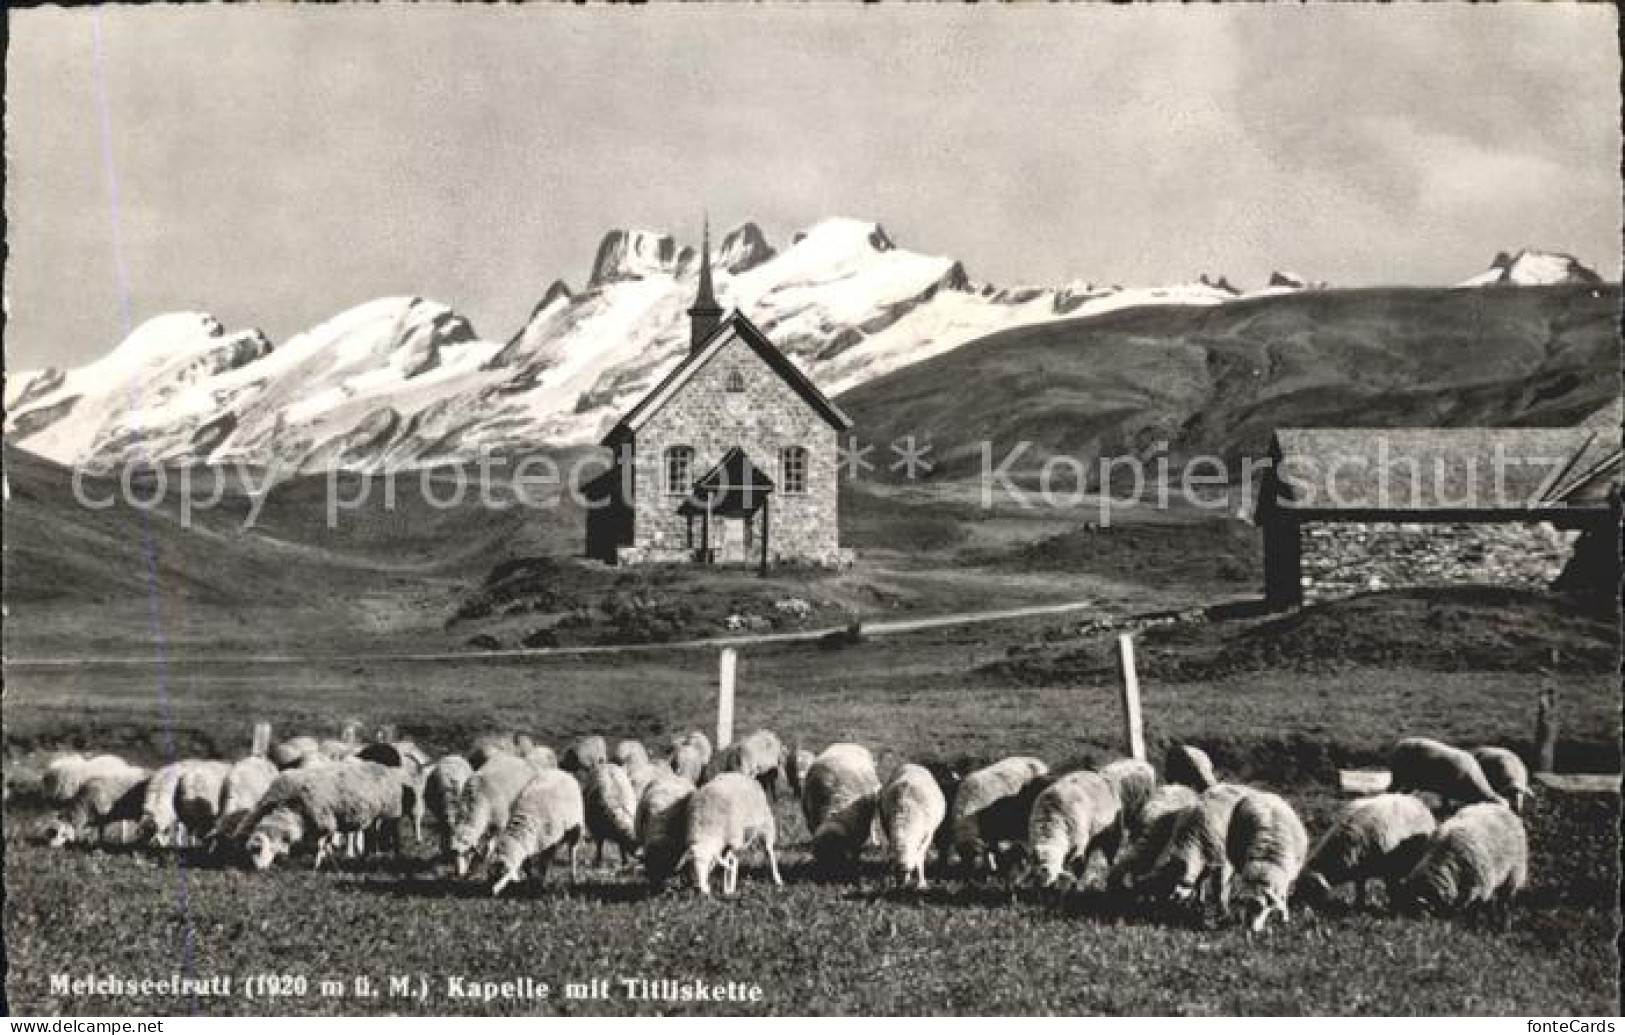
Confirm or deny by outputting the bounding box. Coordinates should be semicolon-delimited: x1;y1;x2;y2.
671;730;713;766
1106;783;1201;893
1298;793;1437;911
468;732;535;770
241;759;413;870
624;757;659;798
488;769;586;896
174;760;233;843
1021;770;1123;892
1471;746;1533;815
669;742;707;783
561;735;609;773
1165;744;1217;792
1388;737;1506;810
802;743;883;873
523;746;559;772
40;757;150;847
581;762;640;866
614;740;650;768
421;754;475;855
1147;782;1254;909
213;756;279;845
136;762;189;846
318;738;357;763
878;764;948;890
948;756;1050;876
1391;802;1528;925
787;748;816;800
707;729;786;800
269;736;320;770
682;772;783;896
1099;758;1158;834
636;769;696;888
444;754;536;876
1224;790;1309;932
41;753;117;805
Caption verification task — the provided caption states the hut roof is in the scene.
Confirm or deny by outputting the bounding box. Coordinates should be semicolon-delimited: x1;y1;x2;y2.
1266;426;1620;514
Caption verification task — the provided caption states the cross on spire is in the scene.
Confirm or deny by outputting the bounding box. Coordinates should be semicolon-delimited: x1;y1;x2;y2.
688;214;723;352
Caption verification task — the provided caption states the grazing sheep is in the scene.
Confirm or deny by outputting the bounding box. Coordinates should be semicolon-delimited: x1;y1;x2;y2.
1471;746;1533;815
561;735;609;773
421;755;475;857
42;753;120;806
624;757;659;798
1147;783;1254;909
682;773;783;897
802;743;883;873
1298;793;1437;911
38;752;86;801
488;770;586;896
878;764;948;890
787;748;816;799
614;740;650;768
949;756;1050;877
356;742;403;767
136;762;190;847
673;729;714;760
1392;803;1528;925
318;738;357;763
581;763;640;866
1106;783;1201;893
241;759;414;871
636;770;696;888
523;746;558;772
1225;791;1309;932
40;758;150;848
1020;771;1123;892
213;756;279;845
468;732;535;770
1388;737;1506;810
269;737;320;770
921;761;970;859
1165;744;1217;792
445;754;536;876
1099;758;1158;834
174;760;233;843
669;742;707;783
351;743;427;847
708;729;786;800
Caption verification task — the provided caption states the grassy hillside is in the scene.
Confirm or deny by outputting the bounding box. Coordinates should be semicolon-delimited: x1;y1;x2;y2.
838;284;1622;481
0;446;591;655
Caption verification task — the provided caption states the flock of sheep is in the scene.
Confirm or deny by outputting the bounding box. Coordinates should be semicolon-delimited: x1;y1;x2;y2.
25;728;1534;929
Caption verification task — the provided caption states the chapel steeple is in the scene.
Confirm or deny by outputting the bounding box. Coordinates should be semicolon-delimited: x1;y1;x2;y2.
688;216;724;351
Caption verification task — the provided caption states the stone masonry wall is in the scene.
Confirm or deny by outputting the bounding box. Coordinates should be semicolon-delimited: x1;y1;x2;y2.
629;333;841;564
1299;520;1581;602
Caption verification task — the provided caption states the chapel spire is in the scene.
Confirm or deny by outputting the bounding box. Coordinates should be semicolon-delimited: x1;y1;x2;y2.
688;215;724;351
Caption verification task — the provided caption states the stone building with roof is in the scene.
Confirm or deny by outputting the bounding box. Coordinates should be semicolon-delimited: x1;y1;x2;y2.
586;229;853;569
1255;424;1621;609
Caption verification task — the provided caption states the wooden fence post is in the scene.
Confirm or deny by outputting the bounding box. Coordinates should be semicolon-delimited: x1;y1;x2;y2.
251;722;273;759
717;648;737;750
1535;676;1558;774
1116;633;1145;762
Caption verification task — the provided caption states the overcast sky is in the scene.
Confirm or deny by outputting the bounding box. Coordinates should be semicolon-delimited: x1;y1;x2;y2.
6;5;1619;370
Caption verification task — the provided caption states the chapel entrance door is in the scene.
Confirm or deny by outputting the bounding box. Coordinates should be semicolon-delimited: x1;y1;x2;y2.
718;516;748;563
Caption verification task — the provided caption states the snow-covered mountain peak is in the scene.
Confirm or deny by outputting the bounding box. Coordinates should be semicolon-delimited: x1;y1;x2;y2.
16;216;1600;478
1458;249;1601;287
716;222;776;273
589;229;686;286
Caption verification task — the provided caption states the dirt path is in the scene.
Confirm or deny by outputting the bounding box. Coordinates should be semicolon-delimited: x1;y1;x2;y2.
5;597;1106;667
